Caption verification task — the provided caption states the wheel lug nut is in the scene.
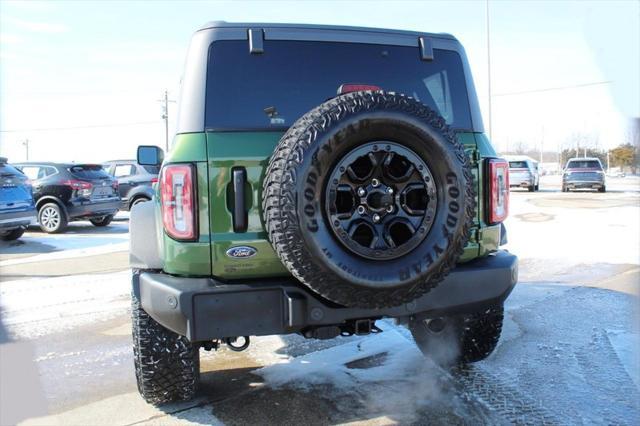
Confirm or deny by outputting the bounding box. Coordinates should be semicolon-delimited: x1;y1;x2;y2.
357;205;366;215
386;187;394;195
372;214;381;223
371;178;380;187
357;187;366;197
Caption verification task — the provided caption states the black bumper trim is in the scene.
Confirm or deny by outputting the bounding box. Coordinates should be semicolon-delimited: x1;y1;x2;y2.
67;199;120;219
136;250;518;342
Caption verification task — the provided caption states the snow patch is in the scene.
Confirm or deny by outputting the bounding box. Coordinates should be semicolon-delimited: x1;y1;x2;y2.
0;271;130;339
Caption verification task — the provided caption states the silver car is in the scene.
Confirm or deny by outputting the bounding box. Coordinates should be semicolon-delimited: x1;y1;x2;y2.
507;158;539;192
562;157;606;192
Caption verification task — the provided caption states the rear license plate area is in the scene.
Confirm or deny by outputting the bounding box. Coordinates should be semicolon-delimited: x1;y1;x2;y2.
193;289;284;339
92;187;113;198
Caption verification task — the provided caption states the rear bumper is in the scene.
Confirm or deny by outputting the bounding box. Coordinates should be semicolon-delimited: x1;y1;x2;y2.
509;176;533;187
564;180;604;189
135;250;518;342
66;198;120;219
0;209;37;230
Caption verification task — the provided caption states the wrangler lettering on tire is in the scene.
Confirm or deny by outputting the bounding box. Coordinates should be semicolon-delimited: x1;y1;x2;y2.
263;91;475;309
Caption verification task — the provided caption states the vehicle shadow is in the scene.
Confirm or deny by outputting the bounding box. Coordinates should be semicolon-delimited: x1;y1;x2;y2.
0;239;56;256
26;222;129;235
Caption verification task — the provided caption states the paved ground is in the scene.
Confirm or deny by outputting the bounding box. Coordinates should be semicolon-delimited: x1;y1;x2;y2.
1;176;639;425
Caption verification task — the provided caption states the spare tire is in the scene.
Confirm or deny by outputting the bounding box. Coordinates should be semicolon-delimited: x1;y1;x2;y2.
262;91;475;309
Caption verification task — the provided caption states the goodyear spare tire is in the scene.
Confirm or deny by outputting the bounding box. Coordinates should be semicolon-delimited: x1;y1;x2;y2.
262;91;475;309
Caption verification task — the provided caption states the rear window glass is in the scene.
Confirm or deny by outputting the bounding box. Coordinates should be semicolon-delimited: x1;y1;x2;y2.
567;160;602;169
142;165;160;174
69;165;110;179
0;164;23;177
205;40;472;130
509;161;528;169
114;164;136;177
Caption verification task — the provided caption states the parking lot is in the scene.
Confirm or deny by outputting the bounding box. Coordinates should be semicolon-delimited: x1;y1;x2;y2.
1;175;639;425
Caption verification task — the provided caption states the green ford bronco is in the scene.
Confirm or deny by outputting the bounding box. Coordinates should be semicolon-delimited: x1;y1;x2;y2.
130;22;517;404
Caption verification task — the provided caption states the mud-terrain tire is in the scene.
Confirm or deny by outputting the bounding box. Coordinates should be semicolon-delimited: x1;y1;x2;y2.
263;91;475;309
458;305;504;363
90;214;114;227
131;287;199;405
409;305;504;366
1;228;25;241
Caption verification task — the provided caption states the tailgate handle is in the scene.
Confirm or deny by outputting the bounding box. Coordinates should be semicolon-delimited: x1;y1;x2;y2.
232;168;248;233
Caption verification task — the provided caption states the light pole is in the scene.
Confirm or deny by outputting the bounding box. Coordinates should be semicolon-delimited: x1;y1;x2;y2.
22;139;29;161
159;90;176;152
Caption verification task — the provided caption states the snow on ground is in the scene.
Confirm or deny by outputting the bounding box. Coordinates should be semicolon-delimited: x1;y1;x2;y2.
0;214;129;267
0;271;130;339
504;193;640;268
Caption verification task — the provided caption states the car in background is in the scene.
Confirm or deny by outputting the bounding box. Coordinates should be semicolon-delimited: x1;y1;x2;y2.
102;160;158;211
562;157;606;192
13;162;120;233
0;157;36;241
506;156;539;192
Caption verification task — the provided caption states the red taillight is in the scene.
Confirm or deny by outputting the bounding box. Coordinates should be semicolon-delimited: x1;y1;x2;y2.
160;164;197;241
63;179;92;190
151;177;158;184
488;159;509;224
337;83;382;95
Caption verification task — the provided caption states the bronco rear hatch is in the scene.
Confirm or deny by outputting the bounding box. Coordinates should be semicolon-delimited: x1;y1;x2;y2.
203;38;479;279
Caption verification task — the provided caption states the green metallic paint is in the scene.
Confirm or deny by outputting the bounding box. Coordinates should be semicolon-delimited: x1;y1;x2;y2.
164;133;208;162
159;130;500;279
457;132;480;262
159;134;213;276
207;132;289;278
474;132;501;256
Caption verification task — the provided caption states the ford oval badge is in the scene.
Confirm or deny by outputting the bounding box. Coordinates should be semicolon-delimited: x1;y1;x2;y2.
226;246;257;259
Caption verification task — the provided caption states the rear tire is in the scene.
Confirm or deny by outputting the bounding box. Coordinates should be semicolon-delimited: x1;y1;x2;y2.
534;183;539;191
38;202;67;233
90;215;114;227
132;287;199;405
598;186;606;193
527;185;535;192
409;305;504;366
1;228;25;241
458;306;504;363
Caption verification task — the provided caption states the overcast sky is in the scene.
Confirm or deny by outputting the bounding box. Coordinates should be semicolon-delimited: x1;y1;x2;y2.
0;0;638;163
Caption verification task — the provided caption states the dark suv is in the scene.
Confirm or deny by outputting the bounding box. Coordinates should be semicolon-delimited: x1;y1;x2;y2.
13;162;120;233
103;160;159;211
129;22;517;405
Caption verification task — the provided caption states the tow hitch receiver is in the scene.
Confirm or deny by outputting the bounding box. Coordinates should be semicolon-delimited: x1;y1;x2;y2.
225;336;250;351
201;336;251;352
341;319;382;337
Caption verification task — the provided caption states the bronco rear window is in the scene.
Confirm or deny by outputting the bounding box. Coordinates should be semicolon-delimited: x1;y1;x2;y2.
205;40;472;131
566;160;602;170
